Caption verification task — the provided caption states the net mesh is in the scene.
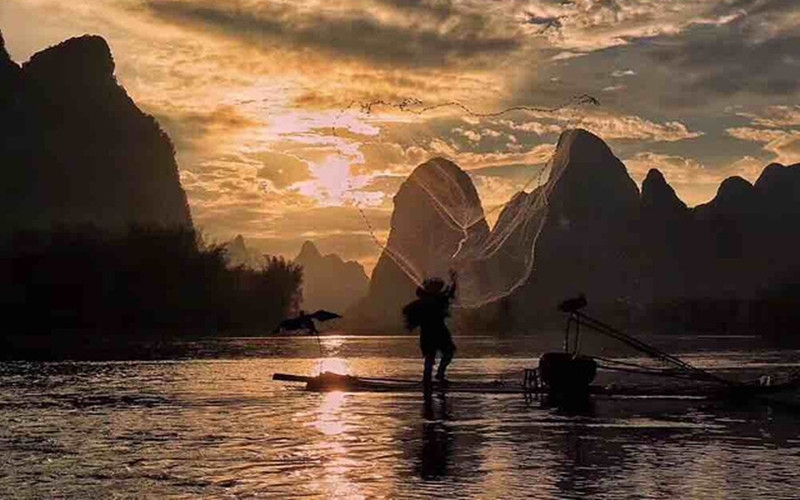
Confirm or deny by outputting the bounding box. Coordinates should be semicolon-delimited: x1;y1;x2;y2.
343;97;598;308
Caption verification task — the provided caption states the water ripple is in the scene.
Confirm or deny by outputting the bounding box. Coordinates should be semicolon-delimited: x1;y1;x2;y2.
2;341;800;498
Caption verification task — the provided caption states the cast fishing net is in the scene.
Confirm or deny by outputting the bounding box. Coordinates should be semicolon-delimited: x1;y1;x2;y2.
342;96;599;309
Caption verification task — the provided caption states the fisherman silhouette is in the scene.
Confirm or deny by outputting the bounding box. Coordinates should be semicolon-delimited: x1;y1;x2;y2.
403;270;458;387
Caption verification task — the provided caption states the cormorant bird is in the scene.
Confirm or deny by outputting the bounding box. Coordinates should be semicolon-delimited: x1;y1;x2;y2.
558;293;587;313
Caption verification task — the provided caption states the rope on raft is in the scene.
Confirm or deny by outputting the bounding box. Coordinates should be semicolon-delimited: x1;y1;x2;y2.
592;355;699;378
573;311;735;386
594;359;712;380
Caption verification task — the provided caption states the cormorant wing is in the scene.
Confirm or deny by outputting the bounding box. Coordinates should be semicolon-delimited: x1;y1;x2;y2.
310;310;342;322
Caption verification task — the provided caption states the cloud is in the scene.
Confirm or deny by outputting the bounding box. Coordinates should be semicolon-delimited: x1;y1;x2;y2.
360;174;407;195
154;105;260;153
624;1;800;105
576;114;703;142
253;151;314;189
491;109;702;143
496;119;562;136
470;173;535;227
453;127;482;142
514;0;800;116
455;143;557;171
519;0;711;52
708;0;800;20
144;0;521;69
737;106;800;128
368;0;458;21
351;141;430;176
727;127;800;164
269;206;392;236
549;51;584;61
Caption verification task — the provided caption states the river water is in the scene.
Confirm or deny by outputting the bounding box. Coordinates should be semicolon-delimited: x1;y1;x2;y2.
2;335;800;499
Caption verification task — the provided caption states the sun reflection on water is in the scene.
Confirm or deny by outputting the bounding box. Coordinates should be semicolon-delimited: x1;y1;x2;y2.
315;391;347;436
311;389;367;498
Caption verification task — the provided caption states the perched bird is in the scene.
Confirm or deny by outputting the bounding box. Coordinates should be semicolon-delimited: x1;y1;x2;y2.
558;293;587;313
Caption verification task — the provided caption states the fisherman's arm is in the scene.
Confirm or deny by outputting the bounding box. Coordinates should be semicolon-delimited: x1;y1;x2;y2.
447;269;458;298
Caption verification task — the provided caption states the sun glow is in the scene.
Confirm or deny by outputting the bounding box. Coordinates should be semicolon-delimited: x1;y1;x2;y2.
294;155;383;206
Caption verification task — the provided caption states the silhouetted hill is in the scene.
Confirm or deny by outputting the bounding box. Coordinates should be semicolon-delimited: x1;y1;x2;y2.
223;234;262;269
752;162;800;287
0;32;191;233
641;168;688;218
351;157;489;331
506;129;642;325
455;185;545;307
294;241;368;313
690;176;760;300
355;128;800;336
493;191;532;234
636;164;800;334
0;32;21;102
638;168;692;306
481;134;800;335
691;163;800;311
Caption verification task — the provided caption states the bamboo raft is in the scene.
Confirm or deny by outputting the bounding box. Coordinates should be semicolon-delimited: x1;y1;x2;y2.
273;307;800;408
272;371;800;406
273;372;539;395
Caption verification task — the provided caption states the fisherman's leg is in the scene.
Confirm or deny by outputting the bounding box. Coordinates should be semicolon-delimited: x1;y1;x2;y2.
436;344;455;381
423;351;436;385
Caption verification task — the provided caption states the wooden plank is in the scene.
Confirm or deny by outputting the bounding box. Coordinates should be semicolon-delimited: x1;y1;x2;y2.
273;373;312;383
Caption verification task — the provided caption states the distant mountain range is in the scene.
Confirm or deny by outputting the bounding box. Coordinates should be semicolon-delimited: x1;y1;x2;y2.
350;129;800;335
0;31;191;233
224;236;368;314
223;234;262;269
294;241;369;314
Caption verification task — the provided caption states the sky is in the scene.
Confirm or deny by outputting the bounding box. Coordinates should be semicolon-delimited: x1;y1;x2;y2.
3;0;800;273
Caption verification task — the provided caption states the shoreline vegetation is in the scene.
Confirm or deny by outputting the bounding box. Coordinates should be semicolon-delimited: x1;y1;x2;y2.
1;221;798;353
1;226;302;337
